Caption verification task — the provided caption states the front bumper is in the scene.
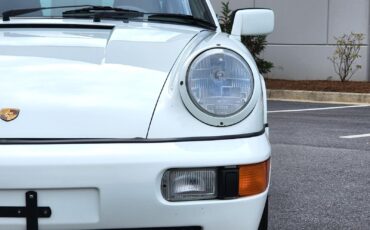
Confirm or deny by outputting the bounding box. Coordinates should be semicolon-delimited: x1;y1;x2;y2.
0;133;270;230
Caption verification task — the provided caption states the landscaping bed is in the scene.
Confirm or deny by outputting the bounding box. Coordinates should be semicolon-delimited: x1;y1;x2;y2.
266;79;370;94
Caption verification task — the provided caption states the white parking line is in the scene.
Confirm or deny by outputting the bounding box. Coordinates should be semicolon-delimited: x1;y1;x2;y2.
340;133;370;139
268;105;370;113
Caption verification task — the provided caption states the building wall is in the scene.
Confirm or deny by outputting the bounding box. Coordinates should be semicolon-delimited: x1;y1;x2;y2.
210;0;370;81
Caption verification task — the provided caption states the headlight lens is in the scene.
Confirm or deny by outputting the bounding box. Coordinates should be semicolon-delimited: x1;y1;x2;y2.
187;49;254;117
161;168;217;201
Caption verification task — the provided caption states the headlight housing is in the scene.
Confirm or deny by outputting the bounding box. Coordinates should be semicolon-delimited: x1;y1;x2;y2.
161;168;218;201
179;48;256;126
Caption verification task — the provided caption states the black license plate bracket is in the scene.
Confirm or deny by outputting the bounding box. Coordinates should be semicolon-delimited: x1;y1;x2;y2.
0;191;52;230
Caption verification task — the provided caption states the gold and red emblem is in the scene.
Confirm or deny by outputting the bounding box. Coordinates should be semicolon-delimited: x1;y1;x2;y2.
0;108;20;122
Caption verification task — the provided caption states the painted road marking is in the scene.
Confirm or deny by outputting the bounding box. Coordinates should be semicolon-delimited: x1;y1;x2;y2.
340;133;370;139
268;105;370;113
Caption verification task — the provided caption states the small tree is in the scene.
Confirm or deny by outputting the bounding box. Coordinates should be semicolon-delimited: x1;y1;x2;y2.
328;33;364;82
219;2;233;34
219;2;274;74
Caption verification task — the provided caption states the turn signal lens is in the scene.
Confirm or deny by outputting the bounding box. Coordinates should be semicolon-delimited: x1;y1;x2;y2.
239;159;270;197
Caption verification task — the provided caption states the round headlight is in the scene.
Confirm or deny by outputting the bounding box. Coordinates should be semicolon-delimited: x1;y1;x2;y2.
186;49;254;117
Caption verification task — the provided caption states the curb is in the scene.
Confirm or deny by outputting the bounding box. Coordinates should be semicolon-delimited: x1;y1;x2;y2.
267;89;370;104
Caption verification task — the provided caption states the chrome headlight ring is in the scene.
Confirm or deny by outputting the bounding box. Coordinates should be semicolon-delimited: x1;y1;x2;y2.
179;48;260;127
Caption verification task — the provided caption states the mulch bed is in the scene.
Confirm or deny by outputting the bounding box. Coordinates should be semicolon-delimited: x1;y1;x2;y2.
266;79;370;94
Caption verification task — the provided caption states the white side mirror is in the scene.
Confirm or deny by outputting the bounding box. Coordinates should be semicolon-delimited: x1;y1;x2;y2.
231;9;274;39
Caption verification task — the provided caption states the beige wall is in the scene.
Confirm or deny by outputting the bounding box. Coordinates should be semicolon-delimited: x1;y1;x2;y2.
210;0;370;81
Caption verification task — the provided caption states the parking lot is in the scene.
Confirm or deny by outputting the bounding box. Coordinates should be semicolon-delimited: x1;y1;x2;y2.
268;100;370;230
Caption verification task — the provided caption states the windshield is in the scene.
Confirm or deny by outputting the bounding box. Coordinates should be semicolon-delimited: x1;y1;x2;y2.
0;0;214;23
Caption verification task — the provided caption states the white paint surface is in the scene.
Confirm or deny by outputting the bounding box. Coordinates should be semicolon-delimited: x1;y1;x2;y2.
0;135;271;229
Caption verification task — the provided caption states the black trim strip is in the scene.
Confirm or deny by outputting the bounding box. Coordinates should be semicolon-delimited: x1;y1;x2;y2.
0;23;114;29
265;123;269;128
0;128;265;145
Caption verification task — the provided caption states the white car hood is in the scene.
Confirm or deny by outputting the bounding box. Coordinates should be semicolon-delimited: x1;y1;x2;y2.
0;22;200;138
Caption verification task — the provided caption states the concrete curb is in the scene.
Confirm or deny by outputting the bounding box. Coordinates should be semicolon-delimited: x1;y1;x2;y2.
267;89;370;104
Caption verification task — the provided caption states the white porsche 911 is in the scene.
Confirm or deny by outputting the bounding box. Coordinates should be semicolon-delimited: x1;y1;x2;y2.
0;1;274;230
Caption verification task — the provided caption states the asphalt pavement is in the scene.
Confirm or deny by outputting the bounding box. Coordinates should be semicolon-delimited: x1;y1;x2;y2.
268;100;370;230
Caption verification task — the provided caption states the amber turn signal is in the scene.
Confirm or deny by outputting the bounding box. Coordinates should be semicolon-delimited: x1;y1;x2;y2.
239;159;270;197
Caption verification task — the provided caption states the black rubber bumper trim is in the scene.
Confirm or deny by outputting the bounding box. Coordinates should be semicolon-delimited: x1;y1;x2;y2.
0;128;265;145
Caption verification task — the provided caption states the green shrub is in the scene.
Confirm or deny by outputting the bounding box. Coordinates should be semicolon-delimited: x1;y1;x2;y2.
328;33;364;82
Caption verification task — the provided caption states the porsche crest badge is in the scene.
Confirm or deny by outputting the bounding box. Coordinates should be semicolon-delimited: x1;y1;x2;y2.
0;108;20;122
